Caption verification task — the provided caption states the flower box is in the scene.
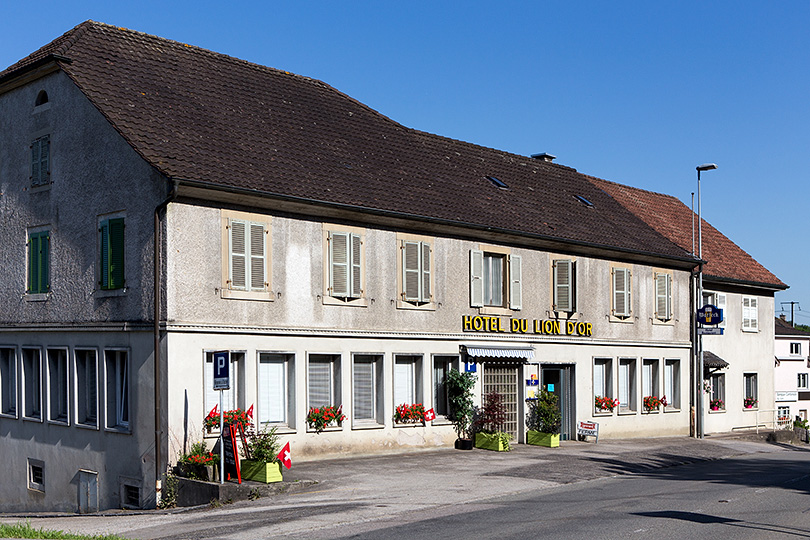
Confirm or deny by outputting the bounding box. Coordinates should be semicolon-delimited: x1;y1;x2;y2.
240;460;283;483
527;430;559;448
474;432;509;452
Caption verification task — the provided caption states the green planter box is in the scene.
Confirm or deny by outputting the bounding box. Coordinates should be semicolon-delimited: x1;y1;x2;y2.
240;460;283;483
475;432;509;452
527;430;560;448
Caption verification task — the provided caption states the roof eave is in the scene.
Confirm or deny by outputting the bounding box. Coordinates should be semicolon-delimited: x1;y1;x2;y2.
0;54;71;95
704;273;788;292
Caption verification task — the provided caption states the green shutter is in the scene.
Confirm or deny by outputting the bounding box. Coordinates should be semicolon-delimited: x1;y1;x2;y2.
99;222;109;288
28;234;39;293
41;233;49;292
108;218;125;289
28;231;49;294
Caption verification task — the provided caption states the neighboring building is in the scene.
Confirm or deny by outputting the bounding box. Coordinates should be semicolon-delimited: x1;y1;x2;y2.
0;22;781;512
774;316;810;423
590;178;787;435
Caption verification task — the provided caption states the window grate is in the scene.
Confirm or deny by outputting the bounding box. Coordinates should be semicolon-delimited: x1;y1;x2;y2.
482;365;519;441
124;485;140;508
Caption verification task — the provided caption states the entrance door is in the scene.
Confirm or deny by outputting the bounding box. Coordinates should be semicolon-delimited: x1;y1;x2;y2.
541;365;575;441
483;364;519;441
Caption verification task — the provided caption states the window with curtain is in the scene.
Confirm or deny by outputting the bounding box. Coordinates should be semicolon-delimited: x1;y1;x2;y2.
204;351;240;417
258;353;293;426
664;359;680;409
47;349;68;423
75;349;97;427
0;347;17;416
308;354;339;409
432;356;455;418
353;354;382;424
618;358;636;412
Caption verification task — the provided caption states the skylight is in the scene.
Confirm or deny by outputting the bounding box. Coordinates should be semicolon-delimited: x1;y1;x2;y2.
574;195;594;208
486;176;508;189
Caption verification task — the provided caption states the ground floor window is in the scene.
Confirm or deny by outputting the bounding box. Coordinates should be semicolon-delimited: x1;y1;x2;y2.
593;358;613;413
394;354;421;411
307;354;340;410
709;373;725;411
204;351;242;417
47;348;68;423
664;359;680;409
0;347;16;416
22;347;41;420
743;373;758;408
618;358;637;412
258;352;294;427
642;359;660;409
432;355;456;419
75;349;98;427
105;350;129;430
353;354;383;425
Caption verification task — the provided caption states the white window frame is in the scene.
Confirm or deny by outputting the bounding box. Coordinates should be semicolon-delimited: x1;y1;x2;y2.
28;458;45;493
0;347;17;417
307;353;341;411
798;373;809;390
744;372;758;409
352;353;383;427
742;296;759;332
105;349;129;431
393;355;422;415
618;358;637;413
470;245;521;313
664;359;680;410
710;373;725;411
431;355;457;421
593;357;613;414
703;291;727;328
74;348;98;428
323;224;366;306
552;259;575;313
790;343;802;356
46;348;69;425
610;265;632;320
22;347;42;422
220;210;272;301
397;233;435;309
642;358;660;406
257;352;294;428
204;351;242;421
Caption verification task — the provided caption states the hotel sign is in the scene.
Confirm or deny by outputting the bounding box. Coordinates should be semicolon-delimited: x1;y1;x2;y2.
462;315;593;337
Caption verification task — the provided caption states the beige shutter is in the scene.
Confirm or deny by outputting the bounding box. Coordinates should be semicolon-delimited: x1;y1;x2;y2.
554;260;573;312
509;254;522;310
249;223;265;291
329;231;349;297
655;273;671;320
350;233;362;298
613;267;630;317
421;242;431;302
402;241;420;301
470;250;484;307
229;220;247;290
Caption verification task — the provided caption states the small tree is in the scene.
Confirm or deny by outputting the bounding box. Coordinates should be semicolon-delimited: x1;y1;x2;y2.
446;369;477;440
527;390;561;435
476;391;508;434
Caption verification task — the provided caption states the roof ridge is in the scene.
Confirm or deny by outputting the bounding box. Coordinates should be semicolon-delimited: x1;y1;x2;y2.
588;174;684;202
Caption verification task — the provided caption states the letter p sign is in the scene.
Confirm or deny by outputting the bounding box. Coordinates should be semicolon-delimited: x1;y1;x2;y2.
213;351;230;390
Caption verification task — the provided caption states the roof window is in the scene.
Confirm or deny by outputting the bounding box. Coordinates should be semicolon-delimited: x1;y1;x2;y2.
486;176;508;189
35;90;48;107
574;195;594;208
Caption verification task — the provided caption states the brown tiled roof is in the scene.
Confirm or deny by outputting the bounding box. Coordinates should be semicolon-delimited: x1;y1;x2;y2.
590;177;785;289
775;317;810;336
1;22;697;262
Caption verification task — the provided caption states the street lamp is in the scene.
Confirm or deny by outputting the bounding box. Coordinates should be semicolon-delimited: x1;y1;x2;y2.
696;163;717;439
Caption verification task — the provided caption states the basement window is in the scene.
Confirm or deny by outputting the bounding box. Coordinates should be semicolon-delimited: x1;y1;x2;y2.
28;459;44;492
486;176;508;189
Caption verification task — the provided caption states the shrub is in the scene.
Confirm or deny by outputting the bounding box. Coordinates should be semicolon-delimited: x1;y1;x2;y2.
446;369;477;439
527;389;561;435
476;391;508;434
244;425;281;463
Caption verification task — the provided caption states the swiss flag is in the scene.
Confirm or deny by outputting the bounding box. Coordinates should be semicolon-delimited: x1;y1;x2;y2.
277;441;292;469
424;408;436;422
246;404;254;419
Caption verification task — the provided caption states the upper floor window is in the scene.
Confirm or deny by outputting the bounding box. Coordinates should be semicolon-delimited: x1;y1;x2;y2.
398;236;433;307
31;135;50;186
220;211;272;300
324;225;365;305
798;373;809;390
470;247;521;311
611;266;631;319
35;90;49;106
27;230;50;294
552;259;575;312
99;217;125;290
790;343;801;355
742;296;759;332
654;272;672;322
703;291;726;328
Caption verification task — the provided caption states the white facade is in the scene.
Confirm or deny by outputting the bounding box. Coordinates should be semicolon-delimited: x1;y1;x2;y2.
774;318;810;423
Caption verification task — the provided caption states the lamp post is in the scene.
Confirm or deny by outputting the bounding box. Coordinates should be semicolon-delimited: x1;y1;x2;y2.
696;163;717;439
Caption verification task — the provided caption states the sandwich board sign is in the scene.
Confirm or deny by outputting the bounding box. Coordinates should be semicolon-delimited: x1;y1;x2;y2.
213;351;230;390
577;420;599;443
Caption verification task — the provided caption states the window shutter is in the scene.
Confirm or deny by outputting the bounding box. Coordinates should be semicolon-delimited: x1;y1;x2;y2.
99;222;110;288
108;218;125;289
229;220;247;290
329;232;349;297
750;297;758;330
31;141;40;184
470;250;484;307
40;136;50;181
259;356;285;424
655;273;671;320
554;260;573;312
40;233;50;293
353;360;375;420
307;360;332;409
350;233;362;298
249;223;265;291
394;360;415;406
613;268;630;317
509;254;522;310
28;234;39;293
402;241;421;301
421;242;431;302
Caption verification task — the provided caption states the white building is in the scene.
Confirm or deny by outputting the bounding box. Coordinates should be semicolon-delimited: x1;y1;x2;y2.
774;316;810;423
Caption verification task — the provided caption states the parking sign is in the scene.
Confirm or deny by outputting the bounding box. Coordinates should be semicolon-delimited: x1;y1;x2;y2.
213;351;230;390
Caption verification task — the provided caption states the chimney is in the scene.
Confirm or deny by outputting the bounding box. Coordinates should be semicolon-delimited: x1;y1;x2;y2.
531;153;556;163
780;314;787;321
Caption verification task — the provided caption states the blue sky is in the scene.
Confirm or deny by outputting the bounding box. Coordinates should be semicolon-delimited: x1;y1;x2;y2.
2;1;808;324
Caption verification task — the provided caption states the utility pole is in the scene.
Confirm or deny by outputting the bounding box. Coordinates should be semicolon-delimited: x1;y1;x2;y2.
780;302;801;326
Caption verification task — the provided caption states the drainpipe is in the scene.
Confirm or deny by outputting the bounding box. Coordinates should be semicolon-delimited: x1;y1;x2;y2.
154;180;178;506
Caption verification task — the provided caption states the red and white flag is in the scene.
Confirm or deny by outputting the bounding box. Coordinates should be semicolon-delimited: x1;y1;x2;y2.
246;404;254;419
424;408;436;422
277;441;292;469
206;404;218;418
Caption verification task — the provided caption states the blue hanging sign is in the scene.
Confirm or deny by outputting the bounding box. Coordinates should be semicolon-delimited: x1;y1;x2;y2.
697;304;723;326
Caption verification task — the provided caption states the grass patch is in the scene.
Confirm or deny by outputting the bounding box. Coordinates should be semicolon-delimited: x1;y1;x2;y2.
0;521;129;540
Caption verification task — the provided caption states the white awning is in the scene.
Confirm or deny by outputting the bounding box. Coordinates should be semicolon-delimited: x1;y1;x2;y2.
464;346;535;360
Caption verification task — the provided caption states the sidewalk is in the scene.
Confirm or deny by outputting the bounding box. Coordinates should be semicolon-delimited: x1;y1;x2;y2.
1;435;805;539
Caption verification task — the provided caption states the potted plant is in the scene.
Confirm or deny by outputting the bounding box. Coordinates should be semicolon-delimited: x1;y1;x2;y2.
744;397;758;409
306;405;345;433
175;441;217;481
474;391;511;452
526;389;561;447
595;395;619;413
394;403;426;424
643;395;664;412
240;425;283;483
446;369;477;450
709;398;724;411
